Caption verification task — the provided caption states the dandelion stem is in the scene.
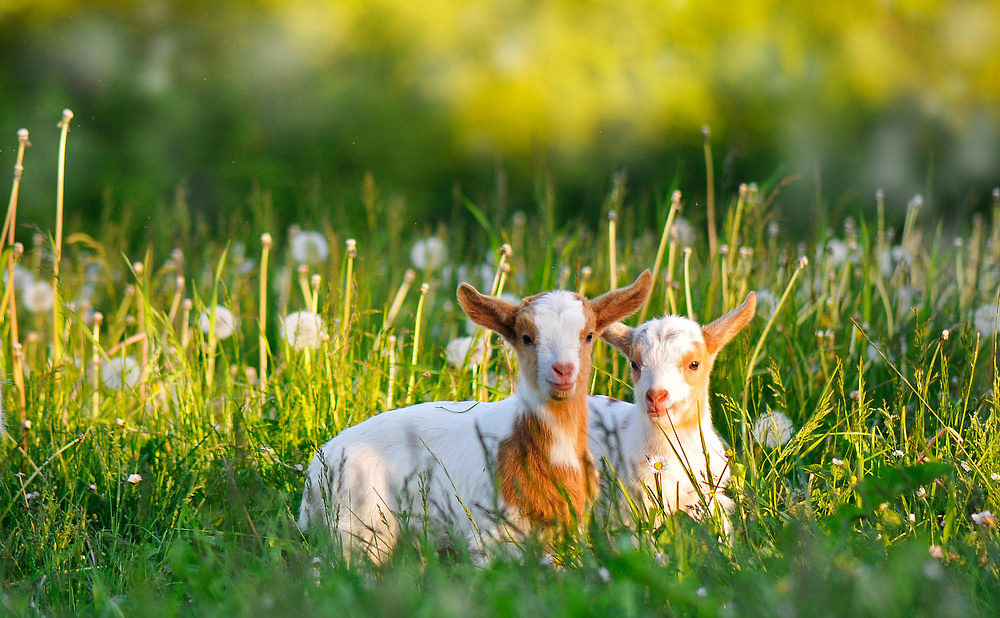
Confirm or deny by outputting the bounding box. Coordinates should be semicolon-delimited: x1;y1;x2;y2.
405;283;430;405
384;269;416;330
683;247;694;320
608;210;618;291
386;335;397;411
3;130;29;444
53;109;73;366
490;244;512;296
343;239;356;339
702;125;717;257
259;233;272;390
91;313;103;418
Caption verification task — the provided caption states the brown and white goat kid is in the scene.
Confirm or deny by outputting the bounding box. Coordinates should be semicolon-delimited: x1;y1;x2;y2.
588;293;755;534
298;272;652;563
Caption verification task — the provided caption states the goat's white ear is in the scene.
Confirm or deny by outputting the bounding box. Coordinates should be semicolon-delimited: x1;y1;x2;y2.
457;283;519;341
591;270;653;332
600;322;634;357
703;291;756;357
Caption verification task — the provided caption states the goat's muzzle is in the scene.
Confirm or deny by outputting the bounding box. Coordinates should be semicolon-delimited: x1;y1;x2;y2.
645;388;669;418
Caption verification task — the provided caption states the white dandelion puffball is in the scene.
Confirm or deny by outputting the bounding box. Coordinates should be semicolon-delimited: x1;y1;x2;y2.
445;336;487;368
199;306;237;340
973;304;999;337
671;217;695;246
752;410;795;448
410;237;447;270
754;289;777;320
4;265;33;290
290;230;330;265
23;280;55;313
99;355;141;390
281;311;327;351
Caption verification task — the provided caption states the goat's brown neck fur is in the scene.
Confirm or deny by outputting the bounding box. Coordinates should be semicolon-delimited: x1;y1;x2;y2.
497;395;597;528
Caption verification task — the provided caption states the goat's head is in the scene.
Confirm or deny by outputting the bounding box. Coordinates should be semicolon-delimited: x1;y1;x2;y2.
457;271;652;405
602;293;755;427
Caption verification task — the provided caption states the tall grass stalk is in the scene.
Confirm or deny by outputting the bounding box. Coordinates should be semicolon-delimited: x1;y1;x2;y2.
639;190;680;323
608;210;618;291
702;124;717;256
3;129;29;439
405;282;430;405
682;247;694;319
342;239;356;339
52;109;73;366
386;334;397;410
90;312;103;418
259;233;272;389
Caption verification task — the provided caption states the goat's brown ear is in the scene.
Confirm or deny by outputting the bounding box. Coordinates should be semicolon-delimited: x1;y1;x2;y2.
703;291;756;357
457;283;519;341
600;322;635;358
591;270;653;332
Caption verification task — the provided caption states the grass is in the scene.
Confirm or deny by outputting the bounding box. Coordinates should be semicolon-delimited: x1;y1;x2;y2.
2;130;1000;616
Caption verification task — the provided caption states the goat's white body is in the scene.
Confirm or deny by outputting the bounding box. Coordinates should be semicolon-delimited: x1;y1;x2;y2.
588;395;732;525
299;396;529;562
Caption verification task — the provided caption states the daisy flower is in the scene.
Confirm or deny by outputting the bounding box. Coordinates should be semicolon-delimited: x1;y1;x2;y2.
648;455;669;475
127;473;142;484
971;510;996;527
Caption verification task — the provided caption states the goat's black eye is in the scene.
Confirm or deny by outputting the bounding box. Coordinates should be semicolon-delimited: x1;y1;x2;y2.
630;361;640;371
689;361;700;370
585;332;594;343
522;334;534;346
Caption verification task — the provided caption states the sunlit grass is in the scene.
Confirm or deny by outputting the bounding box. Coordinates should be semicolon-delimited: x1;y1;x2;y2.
1;134;999;615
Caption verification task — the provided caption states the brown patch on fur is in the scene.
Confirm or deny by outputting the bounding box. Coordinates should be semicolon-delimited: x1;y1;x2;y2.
497;396;597;527
675;342;711;430
590;270;653;332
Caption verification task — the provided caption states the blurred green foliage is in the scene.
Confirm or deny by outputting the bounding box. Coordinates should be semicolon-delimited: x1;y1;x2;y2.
1;0;998;246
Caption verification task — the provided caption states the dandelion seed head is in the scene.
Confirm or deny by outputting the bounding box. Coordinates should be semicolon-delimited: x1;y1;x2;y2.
973;304;999;337
199;306;237;340
280;311;327;351
23;280;54;313
752;410;794;448
290;230;330;265
99;356;141;390
445;336;487;368
410;237;447;270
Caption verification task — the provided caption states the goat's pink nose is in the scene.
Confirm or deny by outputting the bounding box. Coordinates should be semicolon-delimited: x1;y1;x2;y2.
551;361;575;380
645;389;669;416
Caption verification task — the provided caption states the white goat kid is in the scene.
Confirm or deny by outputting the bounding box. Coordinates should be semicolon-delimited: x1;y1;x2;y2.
589;293;755;534
298;272;652;564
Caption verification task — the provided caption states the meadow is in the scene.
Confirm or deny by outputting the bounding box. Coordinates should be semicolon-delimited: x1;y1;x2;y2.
2;124;1000;617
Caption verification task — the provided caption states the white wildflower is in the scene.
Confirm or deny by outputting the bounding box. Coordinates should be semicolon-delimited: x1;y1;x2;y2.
648;455;669;475
199;306;237;340
23;280;55;313
973;304;999;337
696;586;708;598
916;486;927;498
597;566;611;583
928;544;944;559
991;472;1000;482
892;450;904;458
99;356;141;390
4;265;33;290
754;289;777;320
127;473;142;485
445;336;487;368
909;513;916;524
280;311;327;351
290;230;330;265
832;458;844;466
410;237;447;270
671;217;695;246
751;410;794;448
971;510;996;527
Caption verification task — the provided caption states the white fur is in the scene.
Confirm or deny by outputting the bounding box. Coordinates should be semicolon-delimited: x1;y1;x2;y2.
589;316;734;533
298;291;593;564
